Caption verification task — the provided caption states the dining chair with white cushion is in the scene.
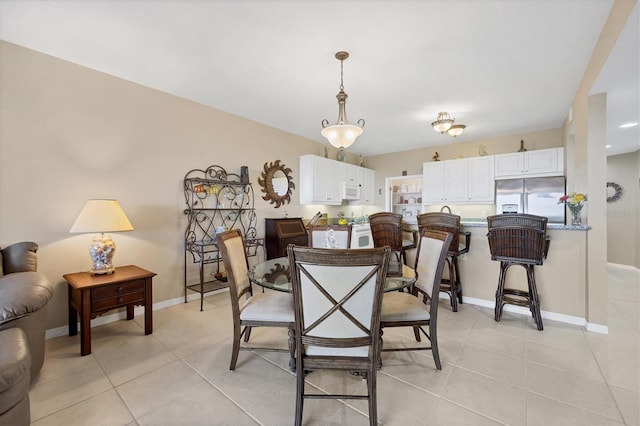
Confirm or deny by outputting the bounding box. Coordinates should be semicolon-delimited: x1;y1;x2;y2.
287;245;391;426
307;224;351;249
380;229;452;370
217;229;294;370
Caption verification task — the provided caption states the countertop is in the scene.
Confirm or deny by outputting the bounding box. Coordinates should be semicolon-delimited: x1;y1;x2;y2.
459;220;590;230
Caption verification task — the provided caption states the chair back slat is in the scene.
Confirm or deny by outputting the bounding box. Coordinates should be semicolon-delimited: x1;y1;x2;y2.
307;225;352;248
369;212;403;251
417;212;461;254
288;246;391;358
487;214;548;265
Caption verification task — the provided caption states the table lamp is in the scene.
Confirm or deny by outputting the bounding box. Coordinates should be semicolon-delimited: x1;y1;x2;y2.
69;199;134;274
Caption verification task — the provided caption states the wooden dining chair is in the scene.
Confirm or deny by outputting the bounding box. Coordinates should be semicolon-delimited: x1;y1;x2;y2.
380;229;453;370
217;229;295;370
307;224;352;248
287;245;391;426
369;212;405;276
417;212;470;312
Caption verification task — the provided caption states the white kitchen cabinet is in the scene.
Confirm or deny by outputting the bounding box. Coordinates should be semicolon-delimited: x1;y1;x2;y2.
494;148;564;179
299;155;374;206
468;156;495;202
358;167;375;205
300;155;342;205
422;159;468;203
422;156;495;204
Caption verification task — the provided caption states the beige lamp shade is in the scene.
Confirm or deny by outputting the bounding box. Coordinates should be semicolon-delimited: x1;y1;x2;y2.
70;199;134;233
70;199;133;274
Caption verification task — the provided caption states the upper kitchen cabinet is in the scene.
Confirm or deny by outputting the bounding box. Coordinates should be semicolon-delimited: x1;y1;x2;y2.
300;155;343;205
468;156;495;202
494;147;564;179
299;155;374;206
422;156;494;204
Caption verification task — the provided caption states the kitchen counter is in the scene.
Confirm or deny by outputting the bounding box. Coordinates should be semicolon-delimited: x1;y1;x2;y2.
403;220;591;327
460;220;591;231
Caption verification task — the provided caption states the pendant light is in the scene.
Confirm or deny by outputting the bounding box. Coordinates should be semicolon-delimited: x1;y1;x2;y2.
321;51;365;149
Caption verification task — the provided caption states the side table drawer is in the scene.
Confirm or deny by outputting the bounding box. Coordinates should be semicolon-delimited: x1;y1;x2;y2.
92;279;145;299
92;291;145;312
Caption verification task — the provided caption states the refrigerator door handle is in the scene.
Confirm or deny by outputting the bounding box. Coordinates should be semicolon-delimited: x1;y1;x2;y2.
521;192;526;214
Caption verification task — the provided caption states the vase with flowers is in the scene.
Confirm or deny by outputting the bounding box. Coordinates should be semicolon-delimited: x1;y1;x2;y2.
558;192;587;225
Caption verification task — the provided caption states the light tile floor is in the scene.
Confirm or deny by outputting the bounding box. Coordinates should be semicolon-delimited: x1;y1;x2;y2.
30;266;639;425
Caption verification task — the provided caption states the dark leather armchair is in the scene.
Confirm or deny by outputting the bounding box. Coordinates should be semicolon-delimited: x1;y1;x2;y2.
0;242;54;381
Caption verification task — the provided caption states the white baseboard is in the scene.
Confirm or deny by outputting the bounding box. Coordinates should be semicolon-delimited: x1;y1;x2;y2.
45;289;227;340
440;294;609;334
608;262;640;273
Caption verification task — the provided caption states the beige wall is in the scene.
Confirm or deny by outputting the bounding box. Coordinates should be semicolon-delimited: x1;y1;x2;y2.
1;0;634;334
0;41;342;330
607;151;640;267
366;128;564;215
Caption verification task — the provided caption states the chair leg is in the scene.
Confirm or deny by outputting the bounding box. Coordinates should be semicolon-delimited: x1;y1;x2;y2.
453;255;463;304
430;321;442;370
367;366;377;426
448;258;458;312
494;262;508;322
413;325;421;342
527;265;544;331
243;326;252;343
295;361;305;426
230;323;241;370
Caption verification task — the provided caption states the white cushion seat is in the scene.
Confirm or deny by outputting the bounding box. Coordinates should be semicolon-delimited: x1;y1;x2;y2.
240;292;294;322
381;292;430;322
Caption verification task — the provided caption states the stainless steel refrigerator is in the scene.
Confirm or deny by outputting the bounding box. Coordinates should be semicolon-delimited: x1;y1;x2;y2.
495;177;566;224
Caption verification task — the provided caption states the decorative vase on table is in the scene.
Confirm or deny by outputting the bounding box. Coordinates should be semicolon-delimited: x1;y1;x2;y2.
569;204;583;226
559;192;587;226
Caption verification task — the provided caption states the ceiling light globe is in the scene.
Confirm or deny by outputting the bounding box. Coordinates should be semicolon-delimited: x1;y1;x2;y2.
321;124;362;149
448;124;466;137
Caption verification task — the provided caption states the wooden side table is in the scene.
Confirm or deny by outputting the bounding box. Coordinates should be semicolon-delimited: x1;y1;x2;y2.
65;265;156;356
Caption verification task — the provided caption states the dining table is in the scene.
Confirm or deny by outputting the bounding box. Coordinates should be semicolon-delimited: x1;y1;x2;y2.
248;256;416;293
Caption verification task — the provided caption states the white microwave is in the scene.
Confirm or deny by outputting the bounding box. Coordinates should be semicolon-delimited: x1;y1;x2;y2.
342;181;361;200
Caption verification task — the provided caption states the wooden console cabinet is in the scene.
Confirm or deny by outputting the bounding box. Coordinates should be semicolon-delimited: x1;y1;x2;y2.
265;218;308;259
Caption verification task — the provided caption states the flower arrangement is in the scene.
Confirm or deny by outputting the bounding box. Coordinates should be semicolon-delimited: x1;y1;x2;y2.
558;192;587;225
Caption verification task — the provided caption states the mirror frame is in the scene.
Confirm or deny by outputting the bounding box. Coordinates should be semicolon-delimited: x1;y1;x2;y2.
258;160;294;208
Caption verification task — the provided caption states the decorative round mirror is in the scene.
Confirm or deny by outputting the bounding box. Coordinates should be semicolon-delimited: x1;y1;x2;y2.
258;160;294;208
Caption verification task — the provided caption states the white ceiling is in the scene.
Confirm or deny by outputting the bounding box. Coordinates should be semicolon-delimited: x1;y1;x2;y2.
0;0;637;157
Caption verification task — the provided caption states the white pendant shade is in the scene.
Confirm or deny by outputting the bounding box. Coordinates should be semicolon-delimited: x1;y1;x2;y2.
321;124;363;149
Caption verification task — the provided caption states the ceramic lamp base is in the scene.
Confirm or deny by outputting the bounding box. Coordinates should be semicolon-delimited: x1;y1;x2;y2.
88;233;116;274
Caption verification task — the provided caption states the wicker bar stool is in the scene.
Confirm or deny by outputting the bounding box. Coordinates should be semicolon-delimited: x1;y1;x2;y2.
486;214;550;331
369;212;406;276
417;213;470;312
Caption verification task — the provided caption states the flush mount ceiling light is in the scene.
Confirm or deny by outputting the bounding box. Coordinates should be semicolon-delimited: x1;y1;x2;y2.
431;111;466;137
619;122;638;128
447;124;466;137
321;51;365;149
431;112;454;133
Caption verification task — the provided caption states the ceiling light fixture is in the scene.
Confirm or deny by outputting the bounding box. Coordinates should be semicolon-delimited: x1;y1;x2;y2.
431;112;455;133
447;124;466;137
431;111;466;137
619;122;638;128
321;51;365;149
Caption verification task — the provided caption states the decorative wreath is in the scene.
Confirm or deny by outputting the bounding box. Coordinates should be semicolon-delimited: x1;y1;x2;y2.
606;182;623;203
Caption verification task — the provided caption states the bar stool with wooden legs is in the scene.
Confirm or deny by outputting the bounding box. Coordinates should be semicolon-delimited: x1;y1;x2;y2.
486;214;550;331
417;212;470;312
